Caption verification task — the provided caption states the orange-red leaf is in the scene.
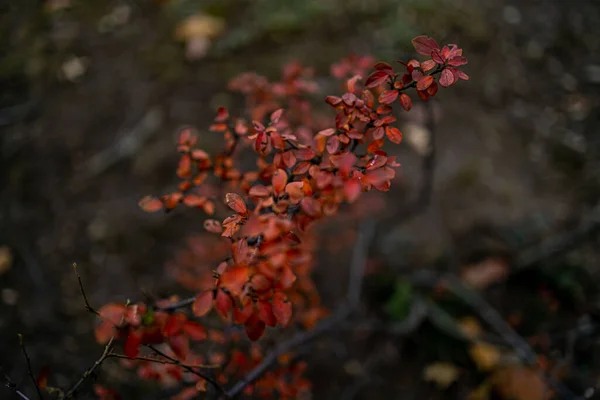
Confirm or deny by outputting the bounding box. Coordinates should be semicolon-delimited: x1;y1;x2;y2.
138;196;163;213
257;301;277;327
182;321;207;341
192;291;214;317
225;193;247;215
416;75;434;91
233;302;253;324
220;266;249;296
344;178;362;203
365;70;390;88
124;331;142;358
399;94;412;111
272;292;292;327
386;126;403;144
215;290;232;321
378;90;399;105
272;169;288;195
249;185;271;197
270;108;284;124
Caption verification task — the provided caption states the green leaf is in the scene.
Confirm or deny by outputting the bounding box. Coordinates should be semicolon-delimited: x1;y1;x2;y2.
385;279;414;321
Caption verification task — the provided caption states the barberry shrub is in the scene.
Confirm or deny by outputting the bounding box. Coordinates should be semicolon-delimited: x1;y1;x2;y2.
93;36;468;399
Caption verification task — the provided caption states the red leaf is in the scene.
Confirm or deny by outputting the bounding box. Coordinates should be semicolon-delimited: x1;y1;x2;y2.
203;219;223;234
233;301;253;324
374;62;393;72
285;181;305;203
411;35;439;56
138;196;163;213
416;75;434;91
249;185;271;197
439;69;455;87
280;265;297;288
244;312;266;341
347;74;361;92
270;108;284;124
386;126;403;144
215;290;232;321
318;128;336;137
431;49;445;64
272;169;288;195
182;321;207;341
232;238;249;264
295;148;316;161
124;331;142;358
163;314;184;337
225;193;247;215
344;178;362;203
326;135;340;154
272;292;292;327
421;59;436;72
94;385;121;400
168;334;190;360
300;197;321;217
183;194;206;208
378;90;399;105
215;107;229;122
325;96;342;107
257;301;277;327
447;56;468;67
176;154;192;178
220;266;249;296
399;94;412;111
365;70;390;88
192;291;214;317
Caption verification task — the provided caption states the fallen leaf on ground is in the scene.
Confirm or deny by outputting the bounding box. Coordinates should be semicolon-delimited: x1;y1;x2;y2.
461;257;509;290
423;362;460;388
492;366;548;400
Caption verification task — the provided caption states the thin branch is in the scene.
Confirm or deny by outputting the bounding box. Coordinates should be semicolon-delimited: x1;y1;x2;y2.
144;345;226;396
65;338;115;399
516;202;600;269
4;373;31;400
106;353;219;369
410;270;583;400
225;304;353;398
227;219;377;398
153;296;196;312
347;220;377;308
17;335;42;400
72;263;99;316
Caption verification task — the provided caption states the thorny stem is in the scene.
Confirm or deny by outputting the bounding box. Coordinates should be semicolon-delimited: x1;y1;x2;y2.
18;334;43;400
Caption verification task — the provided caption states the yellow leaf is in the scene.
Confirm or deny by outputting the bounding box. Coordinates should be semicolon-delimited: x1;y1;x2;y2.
422;362;460;389
459;316;482;339
469;341;501;371
174;14;225;42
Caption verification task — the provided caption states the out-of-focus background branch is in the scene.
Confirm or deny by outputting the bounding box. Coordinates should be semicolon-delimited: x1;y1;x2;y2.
2;0;600;399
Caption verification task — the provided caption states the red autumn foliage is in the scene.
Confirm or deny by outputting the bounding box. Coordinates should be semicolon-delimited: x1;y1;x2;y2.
90;35;467;399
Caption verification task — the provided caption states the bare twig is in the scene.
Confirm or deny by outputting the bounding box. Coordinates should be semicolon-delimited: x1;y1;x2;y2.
410;270;583;400
516;202;600;269
4;373;31;400
153;296;196;312
65;337;115;399
144;345;226;396
347;220;377;308
72;263;99;316
106;353;219;369
17;335;42;400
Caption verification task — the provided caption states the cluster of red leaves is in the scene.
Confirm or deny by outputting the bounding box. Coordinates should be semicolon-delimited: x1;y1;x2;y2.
95;36;467;399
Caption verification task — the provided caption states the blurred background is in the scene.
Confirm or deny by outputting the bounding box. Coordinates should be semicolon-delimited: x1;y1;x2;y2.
1;0;600;399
